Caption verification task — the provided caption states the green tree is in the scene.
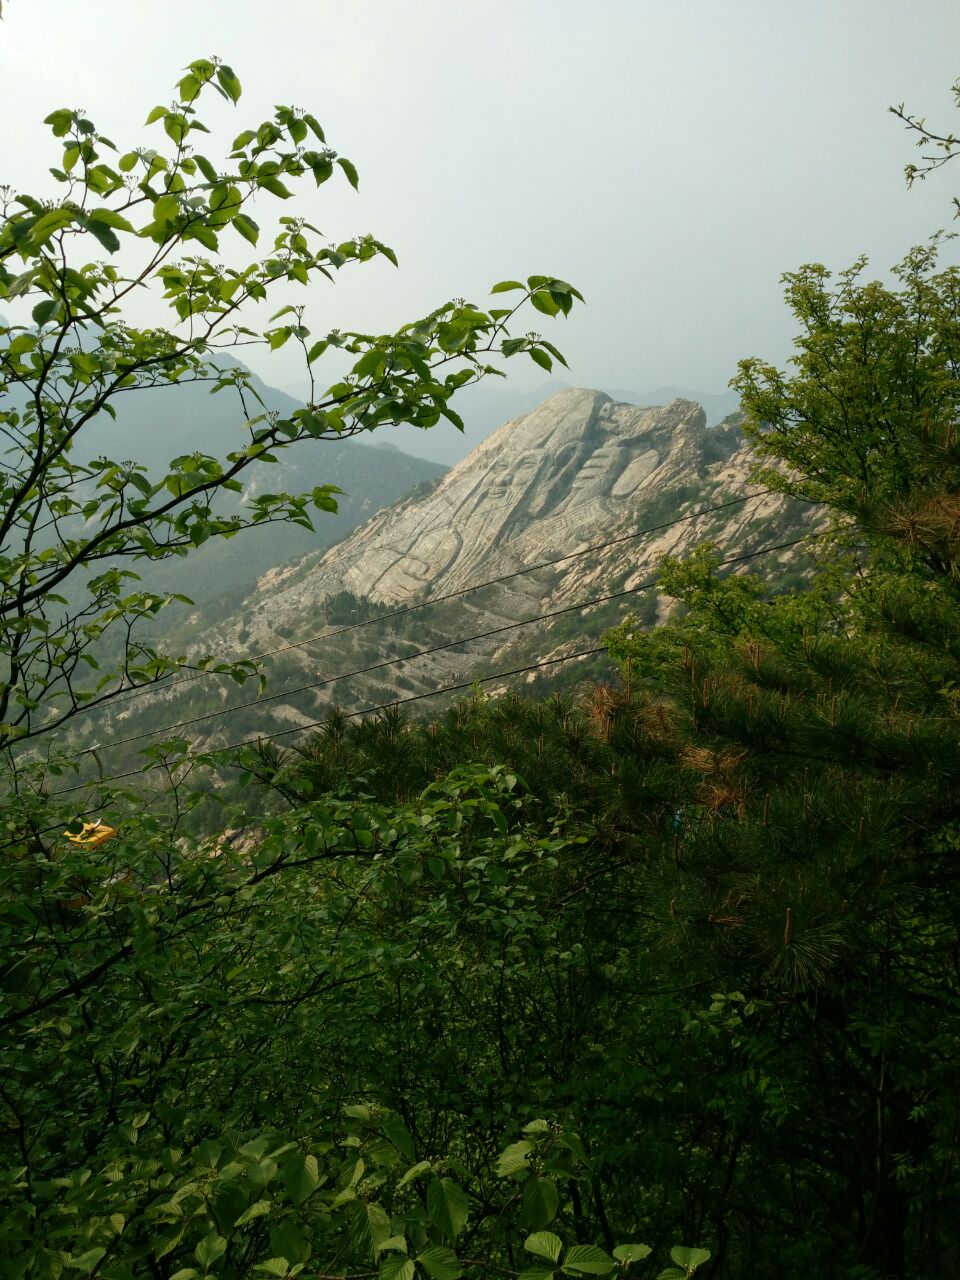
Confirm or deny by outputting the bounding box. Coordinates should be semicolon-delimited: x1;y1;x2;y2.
605;240;960;1277
0;56;581;753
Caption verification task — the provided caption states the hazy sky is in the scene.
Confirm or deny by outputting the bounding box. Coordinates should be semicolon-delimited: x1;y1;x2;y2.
2;0;959;409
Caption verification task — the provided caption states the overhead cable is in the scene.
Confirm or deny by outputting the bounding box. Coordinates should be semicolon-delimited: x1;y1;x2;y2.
53;532;811;796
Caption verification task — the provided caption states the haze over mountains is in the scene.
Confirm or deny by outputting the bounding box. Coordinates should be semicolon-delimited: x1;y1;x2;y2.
88;387;814;774
286;376;741;466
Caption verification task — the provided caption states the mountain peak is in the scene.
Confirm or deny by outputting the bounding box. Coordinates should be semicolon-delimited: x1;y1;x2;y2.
251;390;723;611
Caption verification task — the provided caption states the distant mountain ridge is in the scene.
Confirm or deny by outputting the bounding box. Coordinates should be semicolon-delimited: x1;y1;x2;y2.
92;388;817;764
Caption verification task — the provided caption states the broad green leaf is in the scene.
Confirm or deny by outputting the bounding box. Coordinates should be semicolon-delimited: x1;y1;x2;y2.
302;111;326;141
235;1198;272;1225
337;157;359;190
7;334;37;356
217;65;242;103
396;1158;432;1189
253;1261;289;1278
612;1245;652;1263
426;1177;469;1240
232;213;260;245
417;1246;462;1280
529;347;553;372
87;207;135;233
380;1258;415;1280
496;1139;534;1176
31;206;76;244
194;1232;227;1270
490;280;526;294
348;1199;391;1256
522;1177;558;1230
44;108;73;136
668;1247;710;1273
382;1115;415;1159
530;290;561;318
375;1237;408;1256
178;73;202;103
153;194;181;224
561;1245;616;1276
281;1152;319;1205
525;1233;563;1264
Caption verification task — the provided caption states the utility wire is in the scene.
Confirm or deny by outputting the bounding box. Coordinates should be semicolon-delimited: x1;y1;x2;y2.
101;491;768;709
86;533;807;756
54;533;812;797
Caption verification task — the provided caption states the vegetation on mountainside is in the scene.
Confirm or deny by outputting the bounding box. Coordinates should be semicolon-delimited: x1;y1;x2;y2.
2;58;960;1280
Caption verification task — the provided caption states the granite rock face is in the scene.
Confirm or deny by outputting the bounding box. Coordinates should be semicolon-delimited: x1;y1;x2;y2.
106;389;813;751
258;389;752;618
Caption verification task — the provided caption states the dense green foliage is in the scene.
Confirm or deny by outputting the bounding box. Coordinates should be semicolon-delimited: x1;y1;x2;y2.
3;60;960;1280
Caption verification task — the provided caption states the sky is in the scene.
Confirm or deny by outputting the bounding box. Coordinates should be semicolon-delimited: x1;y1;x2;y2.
2;0;959;457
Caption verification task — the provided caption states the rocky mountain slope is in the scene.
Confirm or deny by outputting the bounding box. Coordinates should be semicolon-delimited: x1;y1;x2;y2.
91;389;815;767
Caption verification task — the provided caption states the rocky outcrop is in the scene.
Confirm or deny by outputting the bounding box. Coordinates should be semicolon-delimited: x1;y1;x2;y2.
254;390;758;621
102;389;813;753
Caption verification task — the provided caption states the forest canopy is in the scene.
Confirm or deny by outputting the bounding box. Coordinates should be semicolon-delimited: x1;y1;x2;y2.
2;57;960;1280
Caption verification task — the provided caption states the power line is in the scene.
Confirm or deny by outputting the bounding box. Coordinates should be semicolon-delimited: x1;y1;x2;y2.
98;491;767;710
53;645;614;796
53;533;812;797
86;533;807;756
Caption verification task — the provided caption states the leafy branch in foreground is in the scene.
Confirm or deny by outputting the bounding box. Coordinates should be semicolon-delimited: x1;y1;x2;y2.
0;57;582;752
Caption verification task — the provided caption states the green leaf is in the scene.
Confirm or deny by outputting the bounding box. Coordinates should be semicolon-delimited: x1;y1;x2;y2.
67;1249;107;1275
529;347;553;372
281;1152;319;1205
382;1114;415;1159
522;1177;558;1230
396;1158;432;1189
561;1246;616;1276
232;212;260;245
118;151;139;171
417;1246;462;1280
253;1262;289;1278
302;112;326;142
530;290;562;318
7;334;37;356
235;1198;272;1225
31;299;58;327
337;157;360;190
153;193;181;224
525;1233;563;1264
44;108;73;137
217;65;243;103
379;1258;415;1280
87;207;135;233
306;339;328;364
178;73;202;103
491;280;526;294
259;176;293;199
667;1247;710;1273
612;1246;652;1263
426;1177;469;1240
497;1139;534;1176
194;1232;227;1271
